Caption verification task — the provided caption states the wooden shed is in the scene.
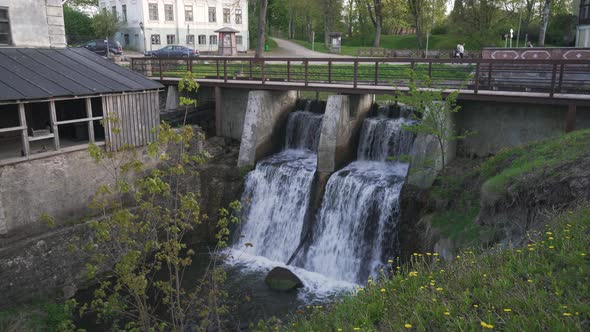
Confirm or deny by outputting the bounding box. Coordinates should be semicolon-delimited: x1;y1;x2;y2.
0;48;163;165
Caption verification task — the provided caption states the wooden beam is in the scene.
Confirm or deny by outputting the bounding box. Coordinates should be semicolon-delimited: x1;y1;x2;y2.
18;104;29;157
566;103;577;133
49;101;60;150
86;98;95;143
215;86;222;136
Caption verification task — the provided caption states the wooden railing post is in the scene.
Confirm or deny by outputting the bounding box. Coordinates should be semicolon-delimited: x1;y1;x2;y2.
304;60;309;87
558;63;565;93
223;60;228;83
158;58;163;80
428;62;432;80
249;60;253;80
216;60;220;79
474;62;480;94
550;63;557;97
287;60;291;82
353;60;358;88
18;104;30;157
487;62;493;89
261;60;266;84
328;60;332;84
374;61;379;85
566;103;577;133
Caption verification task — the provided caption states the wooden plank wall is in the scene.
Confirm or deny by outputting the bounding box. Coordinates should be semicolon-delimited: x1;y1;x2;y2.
103;91;160;151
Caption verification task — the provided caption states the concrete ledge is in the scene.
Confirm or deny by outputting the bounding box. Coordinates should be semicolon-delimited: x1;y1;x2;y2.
237;90;297;168
317;94;372;173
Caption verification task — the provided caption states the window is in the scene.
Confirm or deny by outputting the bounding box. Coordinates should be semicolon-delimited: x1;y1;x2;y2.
236;35;243;45
124;34;130;45
208;7;216;22
0;7;12;45
149;3;158;20
112;5;116;16
122;4;127;22
166;34;175;45
198;35;206;45
223;8;230;23
186;34;195;44
165;4;174;21
209;35;217;45
151;34;160;45
235;8;242;24
185;5;193;22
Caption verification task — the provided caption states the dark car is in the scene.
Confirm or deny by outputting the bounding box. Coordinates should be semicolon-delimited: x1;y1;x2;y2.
83;39;123;56
145;45;199;58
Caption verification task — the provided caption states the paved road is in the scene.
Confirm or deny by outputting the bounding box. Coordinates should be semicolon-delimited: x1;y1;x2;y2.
267;38;349;58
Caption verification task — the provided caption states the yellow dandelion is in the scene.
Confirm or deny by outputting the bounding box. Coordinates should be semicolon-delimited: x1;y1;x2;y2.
433;253;439;256
562;305;568;309
548;237;554;240
529;248;535;251
483;274;487;277
504;308;512;312
480;321;494;329
546;232;553;235
444;311;450;316
549;246;555;249
456;255;461;259
338;329;343;332
440;269;445;273
432;298;437;302
516;249;522;253
396;266;401;270
404;323;412;329
473;304;479;308
388;259;394;263
353;328;360;331
380;288;386;293
436;287;443;291
563;312;572;316
426;252;432;256
527;279;533;283
581;253;586;256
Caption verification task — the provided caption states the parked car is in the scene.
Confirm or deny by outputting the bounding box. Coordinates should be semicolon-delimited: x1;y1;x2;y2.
145;45;199;58
83;39;123;56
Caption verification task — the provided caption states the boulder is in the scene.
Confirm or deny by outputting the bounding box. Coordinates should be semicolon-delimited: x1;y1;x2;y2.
265;267;304;292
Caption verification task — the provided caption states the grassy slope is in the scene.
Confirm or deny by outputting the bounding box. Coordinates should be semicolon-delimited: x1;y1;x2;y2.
269;205;590;332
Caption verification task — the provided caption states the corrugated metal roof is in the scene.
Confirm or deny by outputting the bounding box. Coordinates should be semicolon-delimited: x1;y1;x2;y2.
0;48;163;102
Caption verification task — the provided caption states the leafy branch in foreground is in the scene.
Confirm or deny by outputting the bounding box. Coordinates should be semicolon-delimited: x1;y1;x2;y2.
79;72;240;332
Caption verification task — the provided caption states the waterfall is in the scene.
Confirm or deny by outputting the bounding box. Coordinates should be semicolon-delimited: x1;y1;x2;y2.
300;114;415;284
232;105;323;263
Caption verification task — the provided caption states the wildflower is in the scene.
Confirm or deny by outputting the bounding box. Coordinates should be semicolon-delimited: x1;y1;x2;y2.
516;249;522;253
444;311;450;316
388;259;394;263
473;304;479;308
433;253;439;256
432;298;437;302
436;287;443;291
380;288;386;293
548;245;555;249
527;279;533;283
480;321;494;329
483;274;487;277
426;252;432;256
548;237;554;240
504;308;512;312
581;253;586;256
338;329;343;332
396;266;401;270
456;255;461;259
562;305;568;309
528;248;535;251
353;328;361;331
409;271;418;277
563;312;572;316
404;323;412;329
546;231;553;235
357;287;364;291
439;269;445;273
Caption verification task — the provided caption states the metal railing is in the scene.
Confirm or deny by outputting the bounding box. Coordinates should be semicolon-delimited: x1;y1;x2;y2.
130;56;590;97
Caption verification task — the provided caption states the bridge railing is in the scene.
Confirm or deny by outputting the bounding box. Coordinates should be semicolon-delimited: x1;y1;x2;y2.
130;56;590;97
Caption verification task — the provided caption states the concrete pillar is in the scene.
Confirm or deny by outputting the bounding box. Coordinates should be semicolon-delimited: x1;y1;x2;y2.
237;90;298;168
317;94;373;174
165;86;179;111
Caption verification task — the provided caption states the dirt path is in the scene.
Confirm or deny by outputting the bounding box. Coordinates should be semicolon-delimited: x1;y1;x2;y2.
267;38;349;58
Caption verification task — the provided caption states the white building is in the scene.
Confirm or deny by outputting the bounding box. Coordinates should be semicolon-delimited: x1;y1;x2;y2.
99;0;249;53
576;0;590;47
0;0;66;48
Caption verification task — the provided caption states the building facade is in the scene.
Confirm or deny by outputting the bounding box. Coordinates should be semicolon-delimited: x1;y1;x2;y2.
99;0;249;53
577;0;590;47
0;0;66;48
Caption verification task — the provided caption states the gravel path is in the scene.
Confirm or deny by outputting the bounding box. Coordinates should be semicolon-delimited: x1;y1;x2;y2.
267;38;350;58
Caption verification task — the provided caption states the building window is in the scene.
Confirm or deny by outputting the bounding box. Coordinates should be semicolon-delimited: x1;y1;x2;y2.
209;35;217;45
165;4;174;21
208;7;216;22
166;34;175;45
112;5;116;16
185;5;193;22
235;8;242;24
186;34;194;45
236;35;243;45
122;4;127;22
0;7;11;45
149;3;158;21
581;0;590;24
124;34;130;45
151;34;160;45
223;8;230;23
198;35;206;45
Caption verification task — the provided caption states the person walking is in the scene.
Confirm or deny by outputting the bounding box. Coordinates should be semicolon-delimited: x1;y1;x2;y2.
456;43;465;59
527;41;534;48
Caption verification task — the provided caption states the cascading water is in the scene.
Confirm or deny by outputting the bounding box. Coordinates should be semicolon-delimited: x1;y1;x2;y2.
232;102;322;263
300;109;415;284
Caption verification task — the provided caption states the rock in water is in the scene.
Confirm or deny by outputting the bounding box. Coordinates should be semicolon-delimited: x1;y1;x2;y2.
265;267;304;291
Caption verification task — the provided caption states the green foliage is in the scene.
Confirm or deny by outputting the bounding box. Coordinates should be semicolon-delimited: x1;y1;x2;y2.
277;205;590;331
63;5;95;42
0;301;80;332
92;8;123;39
79;72;241;331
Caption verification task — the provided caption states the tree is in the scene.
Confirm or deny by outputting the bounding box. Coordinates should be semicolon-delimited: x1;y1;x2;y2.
79;72;241;331
407;0;425;49
365;0;384;47
92;8;123;39
256;0;269;57
538;0;552;46
63;5;95;44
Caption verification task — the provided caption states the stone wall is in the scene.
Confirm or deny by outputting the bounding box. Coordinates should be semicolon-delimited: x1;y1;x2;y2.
0;0;66;48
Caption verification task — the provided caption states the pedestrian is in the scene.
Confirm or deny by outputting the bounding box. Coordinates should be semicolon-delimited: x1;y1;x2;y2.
527;41;534;48
456;43;465;59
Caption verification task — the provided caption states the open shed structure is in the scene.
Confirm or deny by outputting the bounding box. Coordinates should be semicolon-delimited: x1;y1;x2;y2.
0;47;163;165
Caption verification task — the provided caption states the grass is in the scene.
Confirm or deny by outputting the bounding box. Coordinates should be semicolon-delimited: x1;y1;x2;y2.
263;205;590;331
0;302;75;332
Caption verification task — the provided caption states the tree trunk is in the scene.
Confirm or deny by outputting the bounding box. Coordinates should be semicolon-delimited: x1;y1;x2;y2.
256;0;268;58
306;14;312;42
347;0;354;38
538;0;551;47
324;0;330;48
373;0;382;48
